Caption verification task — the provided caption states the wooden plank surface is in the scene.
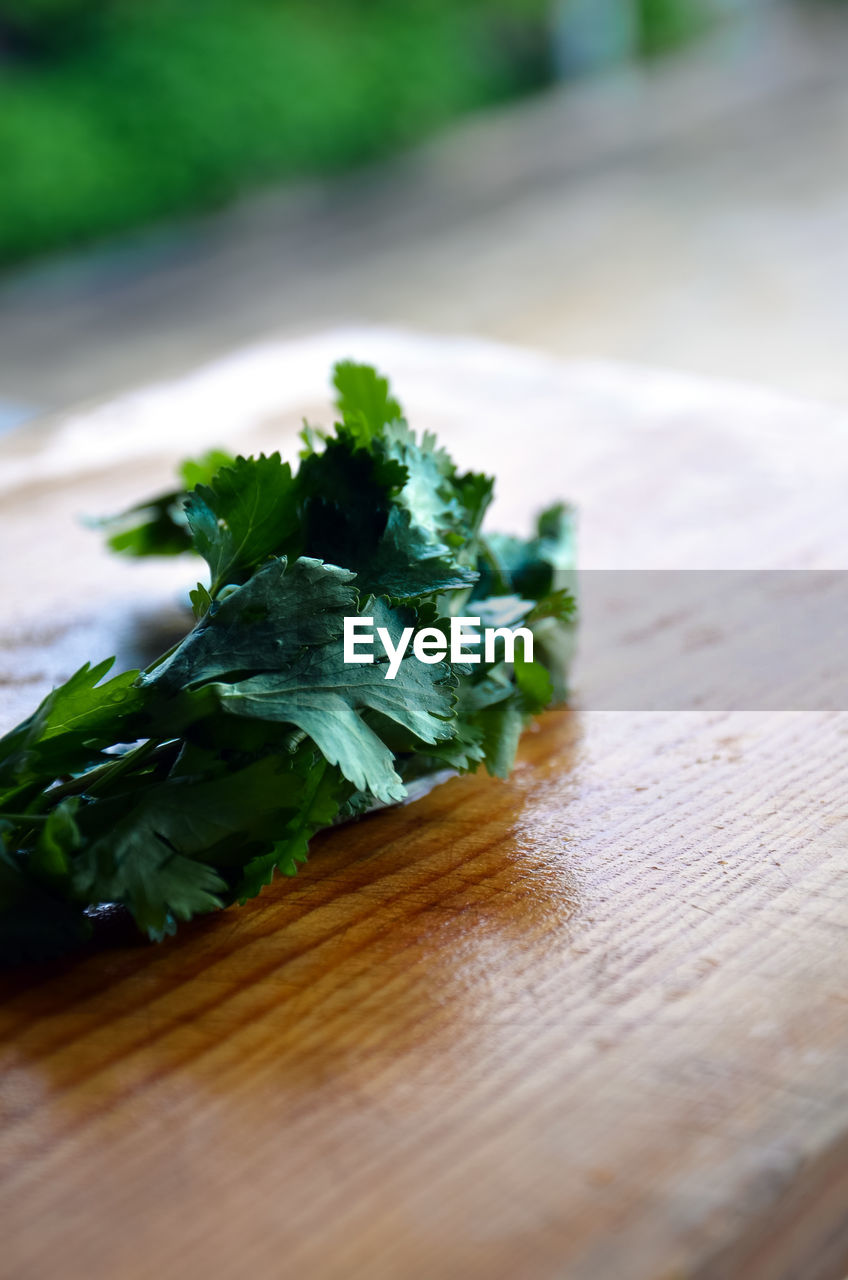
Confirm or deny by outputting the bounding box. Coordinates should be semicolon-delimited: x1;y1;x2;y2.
2;329;848;1280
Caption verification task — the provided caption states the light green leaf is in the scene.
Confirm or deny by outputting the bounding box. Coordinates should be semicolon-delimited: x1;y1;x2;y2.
333;361;402;445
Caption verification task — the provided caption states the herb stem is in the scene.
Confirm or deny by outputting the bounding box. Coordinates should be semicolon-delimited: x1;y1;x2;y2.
46;738;178;804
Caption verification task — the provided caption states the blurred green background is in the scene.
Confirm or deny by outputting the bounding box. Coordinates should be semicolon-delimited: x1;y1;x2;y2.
0;0;718;265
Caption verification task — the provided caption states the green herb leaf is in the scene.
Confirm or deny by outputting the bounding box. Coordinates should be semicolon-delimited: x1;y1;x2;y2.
0;658;143;794
333;360;402;444
186;453;299;594
0;359;576;962
213;601;454;804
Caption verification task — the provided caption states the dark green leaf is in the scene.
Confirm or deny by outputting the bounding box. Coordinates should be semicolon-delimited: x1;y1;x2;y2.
235;754;344;901
186;453;299;593
144;557;357;695
357;506;477;599
212;601;455;803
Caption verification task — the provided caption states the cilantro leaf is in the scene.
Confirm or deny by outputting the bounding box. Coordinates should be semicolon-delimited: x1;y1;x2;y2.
0;658;144;793
179;450;235;490
71;755;312;938
85;827;225;942
98;449;234;558
296;432;407;567
185;453;299;594
211;602;455;804
0;358;576;963
476;700;526;779
145;557;357;695
234;753;345;901
476;502;577;600
333;360;402;444
357;506;477;599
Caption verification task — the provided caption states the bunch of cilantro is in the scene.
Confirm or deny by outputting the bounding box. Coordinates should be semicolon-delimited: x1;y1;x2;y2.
0;363;575;962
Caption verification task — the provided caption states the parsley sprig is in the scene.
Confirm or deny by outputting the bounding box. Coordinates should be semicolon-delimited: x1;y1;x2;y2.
0;362;575;962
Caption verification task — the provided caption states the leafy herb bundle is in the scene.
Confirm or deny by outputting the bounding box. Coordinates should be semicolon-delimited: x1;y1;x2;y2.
0;363;575;962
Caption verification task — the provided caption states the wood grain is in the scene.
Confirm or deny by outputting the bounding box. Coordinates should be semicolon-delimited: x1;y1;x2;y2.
1;330;848;1280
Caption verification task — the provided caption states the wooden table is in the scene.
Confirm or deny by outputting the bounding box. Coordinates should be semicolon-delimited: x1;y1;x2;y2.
2;330;848;1280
